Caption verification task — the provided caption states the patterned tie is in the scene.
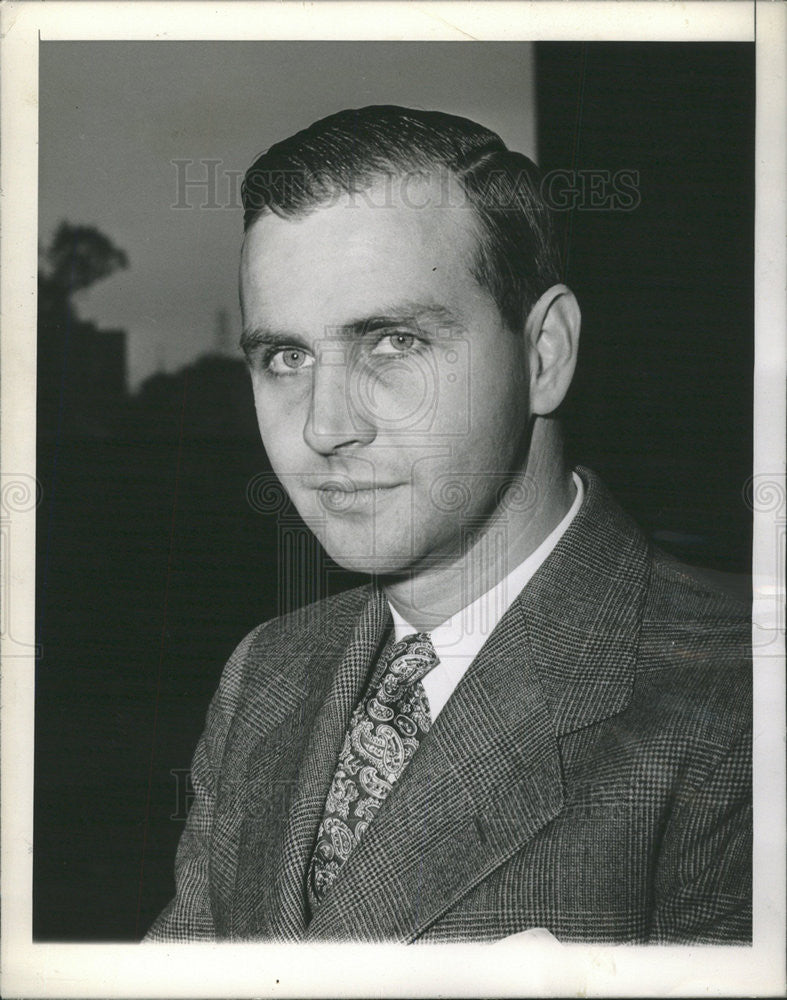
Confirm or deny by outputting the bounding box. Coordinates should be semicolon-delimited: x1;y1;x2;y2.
308;632;439;906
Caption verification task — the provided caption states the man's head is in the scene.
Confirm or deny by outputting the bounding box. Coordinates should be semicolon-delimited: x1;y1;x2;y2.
241;105;561;336
239;106;580;578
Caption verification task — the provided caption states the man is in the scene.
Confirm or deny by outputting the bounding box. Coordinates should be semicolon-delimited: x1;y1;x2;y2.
146;106;751;944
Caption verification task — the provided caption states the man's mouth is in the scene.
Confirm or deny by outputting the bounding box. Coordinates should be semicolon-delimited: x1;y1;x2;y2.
316;481;403;511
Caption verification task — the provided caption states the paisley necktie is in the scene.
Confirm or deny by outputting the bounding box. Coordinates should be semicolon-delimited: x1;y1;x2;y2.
308;631;439;906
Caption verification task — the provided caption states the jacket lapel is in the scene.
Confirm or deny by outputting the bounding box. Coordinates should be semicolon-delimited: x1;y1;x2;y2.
305;467;651;941
519;466;651;737
228;585;391;939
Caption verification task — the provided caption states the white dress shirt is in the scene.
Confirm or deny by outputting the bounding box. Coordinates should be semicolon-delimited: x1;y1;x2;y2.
389;472;584;721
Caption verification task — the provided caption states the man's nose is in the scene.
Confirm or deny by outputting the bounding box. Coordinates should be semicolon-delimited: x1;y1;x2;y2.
303;351;376;454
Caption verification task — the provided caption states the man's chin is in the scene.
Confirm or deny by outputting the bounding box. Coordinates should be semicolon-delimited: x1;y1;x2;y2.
315;533;417;577
323;549;417;577
308;519;420;577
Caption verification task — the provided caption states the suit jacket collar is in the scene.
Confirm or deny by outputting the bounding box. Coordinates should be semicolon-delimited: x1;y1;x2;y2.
305;467;652;941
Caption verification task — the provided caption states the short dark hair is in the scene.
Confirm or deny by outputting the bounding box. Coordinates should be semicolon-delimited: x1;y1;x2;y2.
241;105;562;333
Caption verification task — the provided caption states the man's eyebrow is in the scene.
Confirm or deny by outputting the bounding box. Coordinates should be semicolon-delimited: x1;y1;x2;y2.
240;304;464;357
240;326;308;356
347;303;464;335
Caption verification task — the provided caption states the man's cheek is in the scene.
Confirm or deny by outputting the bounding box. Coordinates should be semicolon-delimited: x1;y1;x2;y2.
259;424;303;473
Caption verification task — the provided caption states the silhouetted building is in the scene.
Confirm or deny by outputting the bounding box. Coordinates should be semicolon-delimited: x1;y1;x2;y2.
38;316;129;439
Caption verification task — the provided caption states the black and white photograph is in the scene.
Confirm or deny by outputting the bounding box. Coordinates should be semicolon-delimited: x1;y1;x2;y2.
1;2;784;996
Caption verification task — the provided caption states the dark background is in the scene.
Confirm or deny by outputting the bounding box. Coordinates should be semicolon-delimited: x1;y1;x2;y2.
34;42;754;941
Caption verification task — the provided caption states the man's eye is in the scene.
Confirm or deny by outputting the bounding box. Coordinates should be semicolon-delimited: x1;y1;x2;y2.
370;332;418;355
266;348;314;374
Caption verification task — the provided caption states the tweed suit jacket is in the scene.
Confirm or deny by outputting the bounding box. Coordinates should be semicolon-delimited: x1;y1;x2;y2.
146;467;752;944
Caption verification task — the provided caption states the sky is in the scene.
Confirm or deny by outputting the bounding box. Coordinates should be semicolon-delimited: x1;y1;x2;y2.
39;41;536;390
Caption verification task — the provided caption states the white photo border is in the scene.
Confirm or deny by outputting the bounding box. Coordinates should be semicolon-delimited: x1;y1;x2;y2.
1;2;784;997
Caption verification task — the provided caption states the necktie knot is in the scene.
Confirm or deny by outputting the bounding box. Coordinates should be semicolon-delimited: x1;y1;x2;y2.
381;632;439;689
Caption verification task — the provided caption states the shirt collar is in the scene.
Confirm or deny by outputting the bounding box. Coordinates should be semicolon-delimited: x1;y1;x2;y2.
390;471;585;651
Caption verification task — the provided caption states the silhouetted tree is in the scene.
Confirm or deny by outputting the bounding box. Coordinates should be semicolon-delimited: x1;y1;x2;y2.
38;222;129;438
43;222;128;297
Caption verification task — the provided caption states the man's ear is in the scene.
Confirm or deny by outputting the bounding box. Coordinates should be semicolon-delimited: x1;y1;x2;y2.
524;283;581;416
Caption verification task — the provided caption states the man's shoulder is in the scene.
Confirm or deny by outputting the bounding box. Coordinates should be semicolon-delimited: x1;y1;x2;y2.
230;581;373;672
252;583;375;645
644;546;751;630
569;468;751;739
632;547;752;741
168;584;375;786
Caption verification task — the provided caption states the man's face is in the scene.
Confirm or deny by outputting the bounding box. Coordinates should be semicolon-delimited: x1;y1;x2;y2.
239;175;532;576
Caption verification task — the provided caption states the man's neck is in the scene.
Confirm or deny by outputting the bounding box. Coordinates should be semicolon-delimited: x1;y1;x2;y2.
384;425;575;632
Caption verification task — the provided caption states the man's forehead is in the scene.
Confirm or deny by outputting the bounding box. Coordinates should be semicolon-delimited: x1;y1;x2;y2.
240;172;486;327
242;172;478;261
